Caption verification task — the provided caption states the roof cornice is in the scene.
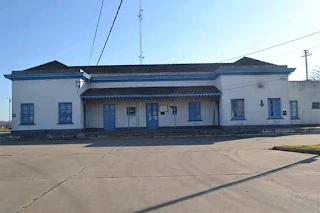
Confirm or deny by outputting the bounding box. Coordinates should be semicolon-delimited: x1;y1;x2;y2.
212;67;295;80
4;71;91;81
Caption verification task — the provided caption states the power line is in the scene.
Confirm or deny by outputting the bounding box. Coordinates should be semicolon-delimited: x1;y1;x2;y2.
262;45;320;60
217;30;320;63
88;0;105;65
96;0;124;65
262;50;298;60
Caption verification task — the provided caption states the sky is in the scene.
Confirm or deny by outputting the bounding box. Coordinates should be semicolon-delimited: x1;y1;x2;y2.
0;0;320;121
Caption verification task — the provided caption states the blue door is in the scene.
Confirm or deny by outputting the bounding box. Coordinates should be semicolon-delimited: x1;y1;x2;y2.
146;103;159;129
103;104;116;130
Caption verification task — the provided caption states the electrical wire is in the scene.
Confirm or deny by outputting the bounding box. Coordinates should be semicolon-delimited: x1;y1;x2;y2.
262;45;320;60
96;0;124;65
88;0;105;65
217;30;320;63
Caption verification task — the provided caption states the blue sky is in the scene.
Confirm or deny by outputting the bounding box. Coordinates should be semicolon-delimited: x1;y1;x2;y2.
0;0;320;120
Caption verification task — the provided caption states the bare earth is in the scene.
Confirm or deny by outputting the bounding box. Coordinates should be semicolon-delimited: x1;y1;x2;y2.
0;135;320;213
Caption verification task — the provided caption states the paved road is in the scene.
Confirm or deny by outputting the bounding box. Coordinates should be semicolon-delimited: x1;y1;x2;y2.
0;135;320;213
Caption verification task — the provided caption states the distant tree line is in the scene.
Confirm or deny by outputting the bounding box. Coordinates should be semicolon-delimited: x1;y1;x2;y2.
0;121;11;129
309;66;320;81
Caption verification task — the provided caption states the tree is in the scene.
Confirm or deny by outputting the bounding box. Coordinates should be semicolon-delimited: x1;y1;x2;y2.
0;121;10;128
309;66;320;81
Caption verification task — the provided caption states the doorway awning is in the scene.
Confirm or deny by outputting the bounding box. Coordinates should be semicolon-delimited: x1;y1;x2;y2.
81;86;221;99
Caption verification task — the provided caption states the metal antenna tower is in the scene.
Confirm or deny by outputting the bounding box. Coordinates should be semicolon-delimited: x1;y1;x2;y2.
138;0;144;64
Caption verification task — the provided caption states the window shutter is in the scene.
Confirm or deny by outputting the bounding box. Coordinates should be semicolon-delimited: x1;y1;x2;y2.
268;99;272;118
275;99;281;117
188;102;201;121
231;100;236;118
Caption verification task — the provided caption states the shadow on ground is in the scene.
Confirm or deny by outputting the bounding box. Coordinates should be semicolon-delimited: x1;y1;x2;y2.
133;155;319;213
0;135;283;147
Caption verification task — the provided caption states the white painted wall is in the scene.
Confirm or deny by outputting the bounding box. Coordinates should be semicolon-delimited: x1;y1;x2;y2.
289;81;320;125
12;79;84;131
219;74;291;126
85;97;217;129
79;80;90;128
91;72;211;77
12;72;309;131
90;80;216;89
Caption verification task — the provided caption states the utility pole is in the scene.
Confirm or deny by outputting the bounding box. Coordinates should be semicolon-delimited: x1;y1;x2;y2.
138;0;144;64
302;50;312;81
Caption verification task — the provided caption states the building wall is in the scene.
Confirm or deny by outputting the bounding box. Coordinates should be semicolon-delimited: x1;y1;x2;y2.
288;81;320;125
85;97;217;129
12;72;311;131
12;79;84;131
90;80;217;89
79;80;90;128
91;72;212;77
219;74;291;126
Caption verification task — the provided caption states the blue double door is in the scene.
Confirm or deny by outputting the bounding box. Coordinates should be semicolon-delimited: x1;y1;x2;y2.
146;103;159;129
103;103;159;130
103;104;116;130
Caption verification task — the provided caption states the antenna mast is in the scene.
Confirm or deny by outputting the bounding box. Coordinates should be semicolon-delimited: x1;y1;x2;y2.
138;0;144;64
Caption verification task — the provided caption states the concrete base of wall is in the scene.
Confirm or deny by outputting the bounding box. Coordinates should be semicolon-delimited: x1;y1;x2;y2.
2;125;320;141
10;126;219;135
85;126;220;132
221;124;320;129
11;129;85;135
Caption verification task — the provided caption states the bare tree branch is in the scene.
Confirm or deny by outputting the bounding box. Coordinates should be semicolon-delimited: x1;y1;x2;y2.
309;66;320;81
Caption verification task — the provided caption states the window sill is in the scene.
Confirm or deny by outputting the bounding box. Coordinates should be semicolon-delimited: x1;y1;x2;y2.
267;117;283;120
291;118;301;120
57;122;74;125
19;123;35;126
188;120;202;122
231;118;246;121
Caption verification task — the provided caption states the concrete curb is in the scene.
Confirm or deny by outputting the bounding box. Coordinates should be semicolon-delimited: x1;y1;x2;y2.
273;146;320;155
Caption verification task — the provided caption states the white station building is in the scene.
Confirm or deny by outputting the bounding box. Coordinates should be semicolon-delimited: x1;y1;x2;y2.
4;57;320;133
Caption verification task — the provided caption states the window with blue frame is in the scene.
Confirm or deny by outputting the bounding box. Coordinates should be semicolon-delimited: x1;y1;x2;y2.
59;102;72;124
21;103;34;125
188;102;201;121
231;99;245;120
290;101;299;119
268;98;281;118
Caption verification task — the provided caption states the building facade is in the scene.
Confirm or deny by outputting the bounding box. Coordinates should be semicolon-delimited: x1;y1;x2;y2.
5;57;317;133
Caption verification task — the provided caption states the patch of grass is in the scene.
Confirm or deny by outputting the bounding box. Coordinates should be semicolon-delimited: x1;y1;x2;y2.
0;128;10;132
283;144;320;151
273;144;320;155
